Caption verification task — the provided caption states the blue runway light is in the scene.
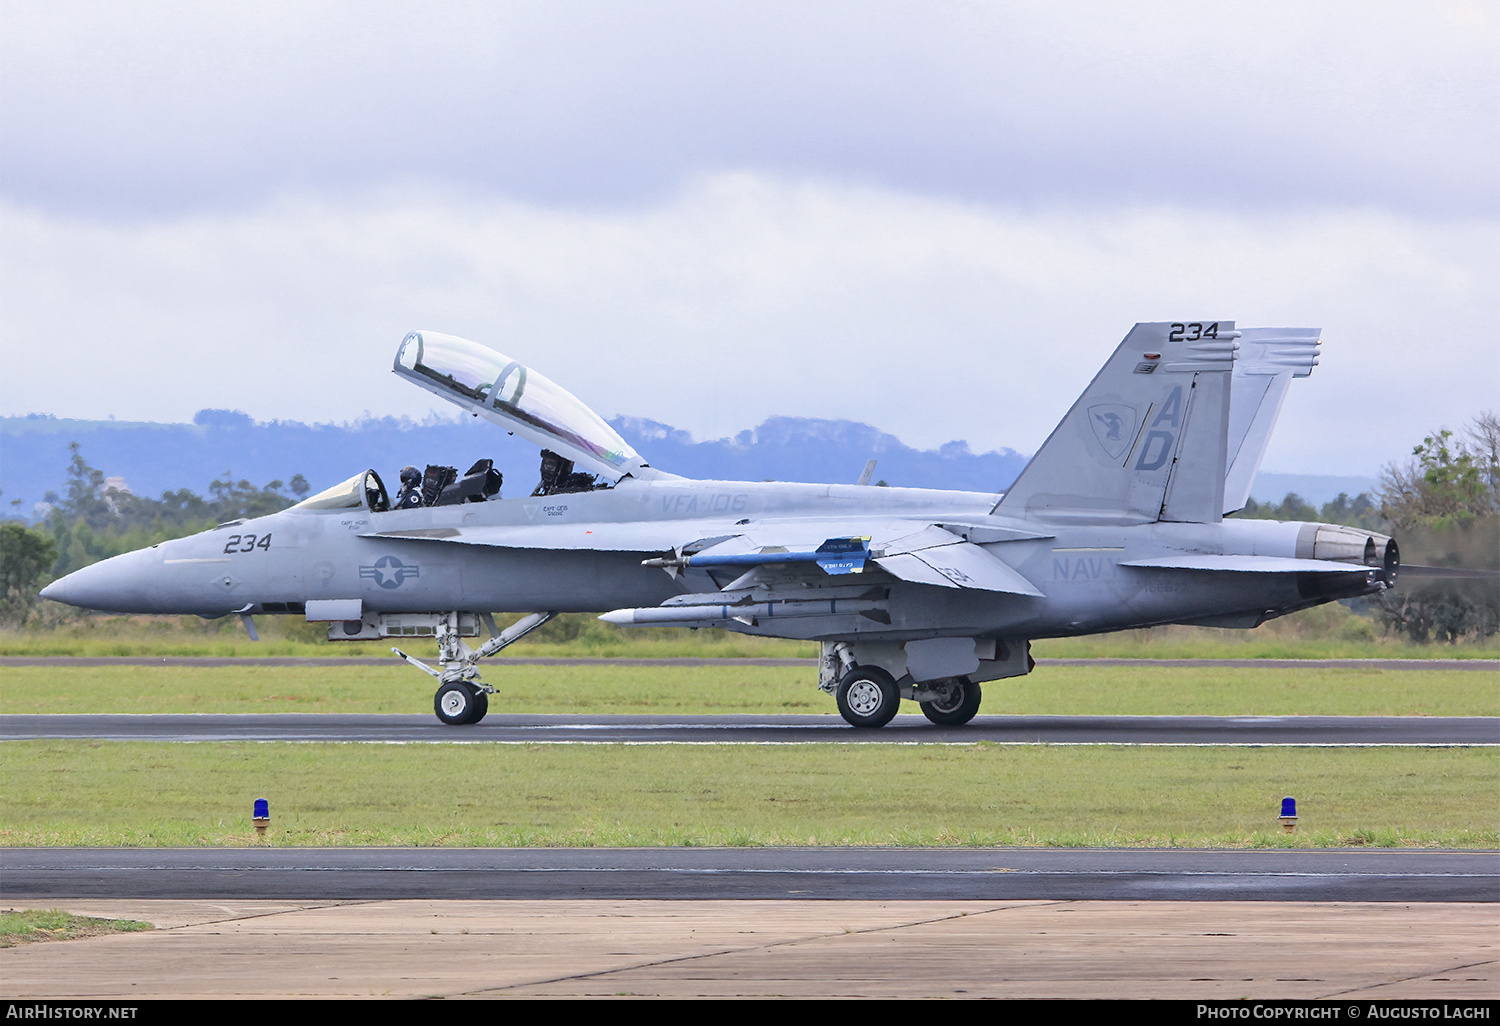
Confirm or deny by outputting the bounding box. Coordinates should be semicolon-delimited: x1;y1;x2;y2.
253;797;270;837
1279;796;1297;833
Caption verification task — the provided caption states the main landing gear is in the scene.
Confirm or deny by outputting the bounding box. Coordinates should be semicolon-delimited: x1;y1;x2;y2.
832;665;983;729
917;677;982;727
394;611;556;726
835;666;901;728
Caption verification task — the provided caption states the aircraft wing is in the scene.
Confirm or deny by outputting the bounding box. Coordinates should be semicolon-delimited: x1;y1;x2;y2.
369;516;1049;634
362;520;751;553
362;517;909;554
678;524;1045;595
870;525;1046;595
366;516;1048;560
597;521;1048;627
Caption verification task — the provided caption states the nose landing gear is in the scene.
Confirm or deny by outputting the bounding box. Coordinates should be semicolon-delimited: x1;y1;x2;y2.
435;680;489;725
393;611;555;725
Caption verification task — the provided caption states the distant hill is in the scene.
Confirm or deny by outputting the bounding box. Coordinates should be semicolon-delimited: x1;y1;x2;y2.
611;416;1027;492
0;411;1028;518
0;410;1375;521
0;411;541;517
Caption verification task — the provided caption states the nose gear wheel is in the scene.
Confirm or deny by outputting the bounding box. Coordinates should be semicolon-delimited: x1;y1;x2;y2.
435;680;488;725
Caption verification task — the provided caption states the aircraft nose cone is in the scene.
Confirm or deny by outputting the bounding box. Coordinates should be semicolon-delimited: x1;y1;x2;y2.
40;548;163;612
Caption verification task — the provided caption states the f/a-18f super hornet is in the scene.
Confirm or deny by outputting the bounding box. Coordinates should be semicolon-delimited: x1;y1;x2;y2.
42;322;1400;727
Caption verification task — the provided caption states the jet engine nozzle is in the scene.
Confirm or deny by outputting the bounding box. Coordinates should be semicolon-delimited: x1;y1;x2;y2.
1378;536;1400;587
1299;524;1398;585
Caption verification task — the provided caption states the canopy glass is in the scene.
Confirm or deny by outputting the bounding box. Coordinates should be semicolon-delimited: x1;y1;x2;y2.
290;470;389;512
393;331;642;479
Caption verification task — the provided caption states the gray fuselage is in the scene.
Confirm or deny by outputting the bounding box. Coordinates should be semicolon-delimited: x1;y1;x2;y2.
42;474;1379;644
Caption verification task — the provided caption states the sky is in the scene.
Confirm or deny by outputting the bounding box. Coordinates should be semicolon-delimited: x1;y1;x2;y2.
1;0;1495;476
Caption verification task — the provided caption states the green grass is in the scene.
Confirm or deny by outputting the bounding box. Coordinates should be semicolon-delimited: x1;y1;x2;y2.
1;742;1492;848
1;662;1494;716
5;602;1496;659
0;633;819;659
0;907;152;947
0;663;817;714
1032;633;1500;660
4;604;1492;853
0;613;818;658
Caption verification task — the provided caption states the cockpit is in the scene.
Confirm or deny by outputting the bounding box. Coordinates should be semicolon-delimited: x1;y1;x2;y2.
393;330;646;482
294;332;649;515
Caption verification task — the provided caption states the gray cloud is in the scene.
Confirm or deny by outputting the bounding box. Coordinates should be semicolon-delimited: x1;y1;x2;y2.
2;1;1495;217
2;1;1494;480
3;177;1493;474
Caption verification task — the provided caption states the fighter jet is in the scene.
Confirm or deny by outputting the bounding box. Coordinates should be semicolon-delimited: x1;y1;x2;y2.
41;322;1398;727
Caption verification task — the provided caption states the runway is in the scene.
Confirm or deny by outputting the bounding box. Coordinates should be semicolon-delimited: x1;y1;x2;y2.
4;847;1496;902
5;660;1495;998
3;655;1497;670
5;711;1496;744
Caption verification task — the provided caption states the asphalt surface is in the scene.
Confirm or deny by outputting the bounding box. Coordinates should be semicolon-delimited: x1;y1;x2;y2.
5;711;1496;744
3;847;1495;902
4;659;1493;925
3;656;1497;669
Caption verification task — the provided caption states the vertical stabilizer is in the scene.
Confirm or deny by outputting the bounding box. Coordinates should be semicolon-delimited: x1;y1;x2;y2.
1222;328;1321;514
995;321;1239;524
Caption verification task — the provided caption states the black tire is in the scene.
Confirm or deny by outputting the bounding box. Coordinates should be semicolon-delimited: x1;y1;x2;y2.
919;677;981;726
434;681;488;725
835;666;901;728
467;688;489;724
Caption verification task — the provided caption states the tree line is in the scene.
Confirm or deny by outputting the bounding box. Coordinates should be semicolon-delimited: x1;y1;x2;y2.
1365;412;1499;643
1;443;308;624
2;419;1497;642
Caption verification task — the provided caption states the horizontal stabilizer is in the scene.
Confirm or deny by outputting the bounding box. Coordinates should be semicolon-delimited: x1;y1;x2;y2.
1120;555;1373;574
1223;328;1321;514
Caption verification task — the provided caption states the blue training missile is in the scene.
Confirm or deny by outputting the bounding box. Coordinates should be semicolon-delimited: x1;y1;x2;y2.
642;537;871;575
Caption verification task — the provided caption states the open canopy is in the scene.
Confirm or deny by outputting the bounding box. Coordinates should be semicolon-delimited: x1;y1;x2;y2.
393;330;647;481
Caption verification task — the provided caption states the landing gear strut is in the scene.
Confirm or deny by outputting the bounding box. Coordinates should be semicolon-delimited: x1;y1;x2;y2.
394;611;555;726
